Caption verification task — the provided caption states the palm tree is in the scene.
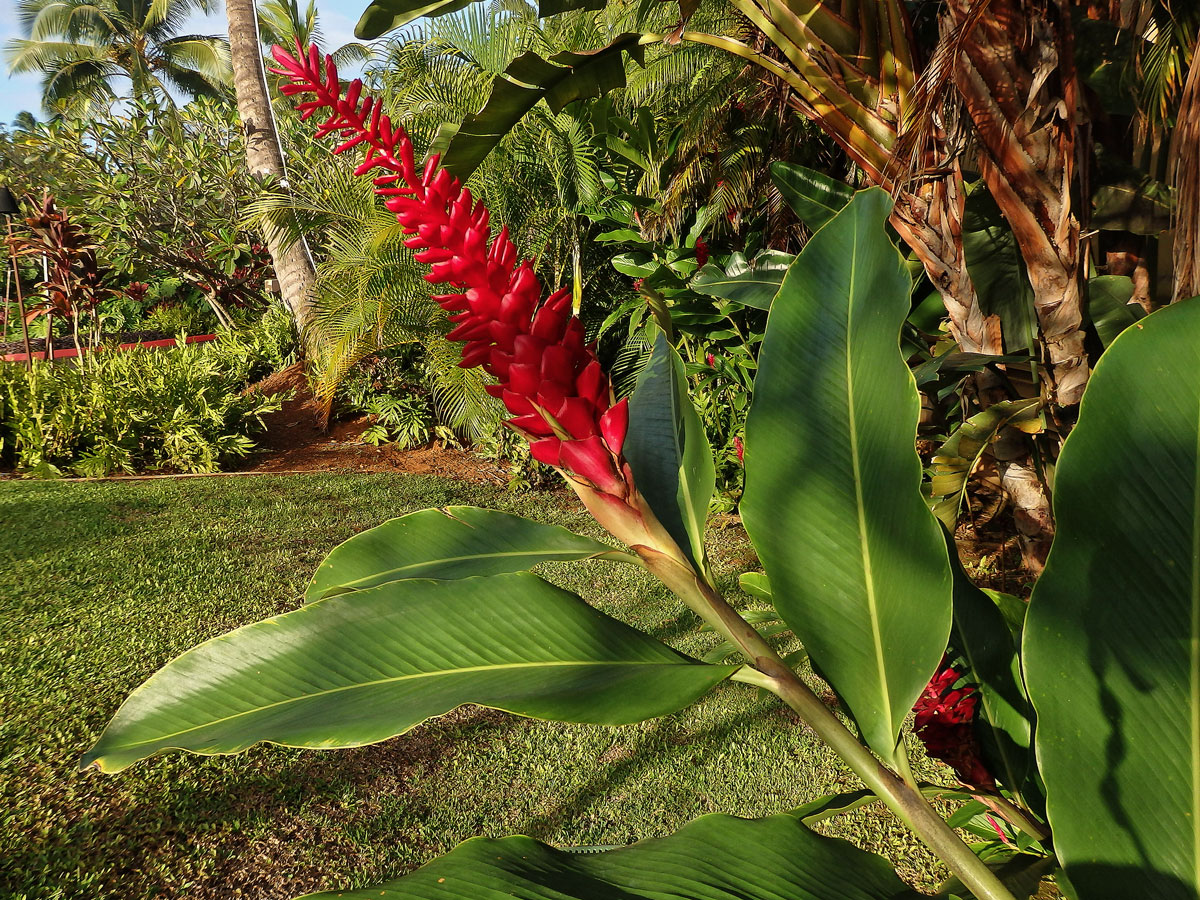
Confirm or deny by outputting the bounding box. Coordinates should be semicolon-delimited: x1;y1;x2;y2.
225;0;317;335
256;0;371;69
5;0;232;116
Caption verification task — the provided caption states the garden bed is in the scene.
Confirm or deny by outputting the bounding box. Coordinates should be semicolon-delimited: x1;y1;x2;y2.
0;331;216;362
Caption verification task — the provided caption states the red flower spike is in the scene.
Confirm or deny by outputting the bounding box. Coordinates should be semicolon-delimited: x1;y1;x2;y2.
912;658;997;791
272;42;636;501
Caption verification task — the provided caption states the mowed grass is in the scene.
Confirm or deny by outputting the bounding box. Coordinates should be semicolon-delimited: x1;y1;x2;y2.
0;472;947;899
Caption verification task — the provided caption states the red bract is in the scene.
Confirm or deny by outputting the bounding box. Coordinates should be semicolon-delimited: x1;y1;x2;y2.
270;42;630;498
912;658;996;791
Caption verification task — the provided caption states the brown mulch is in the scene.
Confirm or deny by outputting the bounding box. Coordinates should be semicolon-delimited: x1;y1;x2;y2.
237;362;507;484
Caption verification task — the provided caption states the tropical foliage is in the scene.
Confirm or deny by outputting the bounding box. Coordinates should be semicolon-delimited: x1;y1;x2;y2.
4;0;232;116
0;307;295;476
73;38;1200;900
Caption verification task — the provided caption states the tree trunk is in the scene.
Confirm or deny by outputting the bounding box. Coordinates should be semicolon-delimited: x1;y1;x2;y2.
225;0;317;336
1171;48;1200;303
891;173;1004;354
950;0;1088;407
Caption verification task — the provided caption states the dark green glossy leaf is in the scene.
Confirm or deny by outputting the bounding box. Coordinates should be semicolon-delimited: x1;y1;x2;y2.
1025;298;1200;900
741;189;953;764
1087;275;1143;348
305;506;634;602
962;186;1037;354
623;331;715;571
439;36;644;180
82;573;733;773
1091;179;1173;234
297;812;923;899
538;0;605;13
690;250;794;310
946;537;1034;797
769;161;853;231
355;0;476;39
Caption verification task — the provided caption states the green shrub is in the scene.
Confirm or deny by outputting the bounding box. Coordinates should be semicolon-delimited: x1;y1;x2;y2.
0;334;287;477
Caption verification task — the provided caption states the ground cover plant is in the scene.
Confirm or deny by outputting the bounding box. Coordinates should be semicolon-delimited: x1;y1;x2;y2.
0;472;944;900
0;308;296;476
75;44;1200;900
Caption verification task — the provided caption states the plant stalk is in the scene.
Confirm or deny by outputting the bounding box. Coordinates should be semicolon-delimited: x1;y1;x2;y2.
647;558;1019;900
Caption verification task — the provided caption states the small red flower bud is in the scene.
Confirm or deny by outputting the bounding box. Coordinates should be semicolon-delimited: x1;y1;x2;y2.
733;435;744;464
706;352;715;368
695;237;709;267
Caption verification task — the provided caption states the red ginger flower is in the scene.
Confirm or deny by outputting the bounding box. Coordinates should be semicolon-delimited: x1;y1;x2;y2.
912;658;996;791
270;42;630;498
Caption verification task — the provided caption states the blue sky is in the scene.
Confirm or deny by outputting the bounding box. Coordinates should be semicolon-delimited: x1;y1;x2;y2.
0;0;370;125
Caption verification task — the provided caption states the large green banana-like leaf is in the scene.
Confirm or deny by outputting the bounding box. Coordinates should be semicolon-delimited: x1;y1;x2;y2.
82;573;734;773
297;812;923;899
305;506;634;602
355;0;474;39
436;36;645;180
927;398;1043;531
741;189;953;764
1087;274;1143;348
1024;297;1200;900
946;537;1033;798
623;331;715;572
961;186;1038;353
769;161;852;231
690;250;794;310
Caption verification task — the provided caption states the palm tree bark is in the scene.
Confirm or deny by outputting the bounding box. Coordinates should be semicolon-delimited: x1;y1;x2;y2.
1171;48;1200;303
949;0;1088;406
225;0;317;335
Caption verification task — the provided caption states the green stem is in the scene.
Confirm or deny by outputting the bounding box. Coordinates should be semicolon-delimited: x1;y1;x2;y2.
647;559;1019;900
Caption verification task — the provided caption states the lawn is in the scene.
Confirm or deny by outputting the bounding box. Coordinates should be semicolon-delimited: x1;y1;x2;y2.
0;472;946;899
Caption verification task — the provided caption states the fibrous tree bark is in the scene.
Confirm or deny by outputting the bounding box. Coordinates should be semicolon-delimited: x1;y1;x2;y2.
948;0;1088;406
226;0;318;336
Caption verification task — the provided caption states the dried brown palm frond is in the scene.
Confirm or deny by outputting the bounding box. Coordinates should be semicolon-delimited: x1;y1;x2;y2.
892;0;993;195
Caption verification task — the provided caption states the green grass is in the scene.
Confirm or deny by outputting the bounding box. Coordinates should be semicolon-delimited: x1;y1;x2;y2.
0;472;946;899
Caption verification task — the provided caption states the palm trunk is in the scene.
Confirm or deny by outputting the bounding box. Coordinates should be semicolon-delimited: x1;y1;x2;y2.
950;0;1088;407
225;0;317;337
891;173;1003;354
1170;48;1200;303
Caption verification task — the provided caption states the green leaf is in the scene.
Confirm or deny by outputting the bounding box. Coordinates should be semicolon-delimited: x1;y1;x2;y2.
1024;297;1200;900
538;0;606;13
305;506;633;602
1091;179;1173;234
81;573;733;773
355;0;476;39
961;185;1038;354
439;36;645;180
946;537;1034;797
611;251;656;278
689;249;794;310
738;571;772;601
296;812;923;899
623;331;715;572
927;398;1043;530
770;161;853;231
741;189;953;764
1087;274;1144;348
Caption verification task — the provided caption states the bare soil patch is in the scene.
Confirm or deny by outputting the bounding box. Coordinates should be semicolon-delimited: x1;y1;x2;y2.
241;363;507;484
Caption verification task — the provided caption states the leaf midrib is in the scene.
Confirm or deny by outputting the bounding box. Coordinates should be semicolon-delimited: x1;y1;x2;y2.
328;548;614;590
113;659;698;750
843;230;892;737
